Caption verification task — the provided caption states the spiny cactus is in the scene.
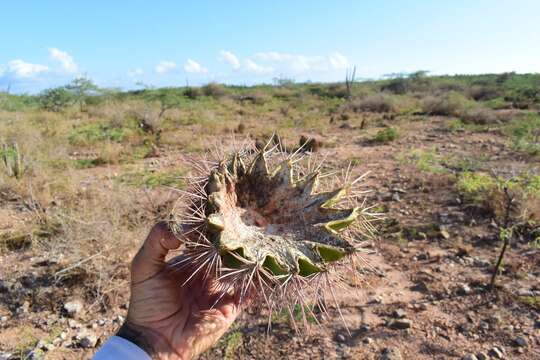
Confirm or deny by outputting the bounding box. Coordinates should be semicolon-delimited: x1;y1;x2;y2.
1;142;25;179
169;139;380;322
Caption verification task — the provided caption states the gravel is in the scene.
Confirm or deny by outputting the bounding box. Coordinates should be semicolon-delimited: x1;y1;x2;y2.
514;335;528;347
63;299;83;318
380;347;402;360
388;319;412;330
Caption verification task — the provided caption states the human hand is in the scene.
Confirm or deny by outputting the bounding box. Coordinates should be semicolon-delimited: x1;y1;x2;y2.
117;223;241;360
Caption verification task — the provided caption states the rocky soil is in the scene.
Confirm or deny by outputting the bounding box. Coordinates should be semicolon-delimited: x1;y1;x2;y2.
1;116;539;359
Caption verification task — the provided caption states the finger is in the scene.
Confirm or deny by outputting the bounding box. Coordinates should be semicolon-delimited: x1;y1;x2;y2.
214;292;242;323
131;222;182;283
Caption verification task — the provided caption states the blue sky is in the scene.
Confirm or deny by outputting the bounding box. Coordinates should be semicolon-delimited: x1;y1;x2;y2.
1;0;539;93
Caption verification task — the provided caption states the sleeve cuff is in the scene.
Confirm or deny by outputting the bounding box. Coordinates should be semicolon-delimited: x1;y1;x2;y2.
93;335;152;360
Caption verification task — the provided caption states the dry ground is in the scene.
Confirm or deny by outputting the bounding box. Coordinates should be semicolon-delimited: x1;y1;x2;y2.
1;105;539;359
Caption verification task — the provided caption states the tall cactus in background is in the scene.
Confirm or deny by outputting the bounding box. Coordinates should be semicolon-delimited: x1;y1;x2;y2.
169;138;380;322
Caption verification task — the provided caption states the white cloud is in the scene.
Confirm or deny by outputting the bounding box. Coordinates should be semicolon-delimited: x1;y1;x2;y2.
184;59;208;74
219;50;240;69
254;52;326;73
128;68;144;77
329;52;349;70
49;48;78;73
244;59;273;74
254;52;293;62
7;59;48;78
252;51;352;74
155;61;177;74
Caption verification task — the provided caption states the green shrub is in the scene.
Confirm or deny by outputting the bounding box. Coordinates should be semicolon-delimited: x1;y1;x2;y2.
373;127;398;143
447;118;466;132
503;114;540;156
457;171;540;222
505;86;540;109
39;87;73;112
524;174;540;195
410;149;447;174
519;296;540;310
484;97;508;110
68;123;129;145
456;172;496;203
73;157;110;169
0;93;39;111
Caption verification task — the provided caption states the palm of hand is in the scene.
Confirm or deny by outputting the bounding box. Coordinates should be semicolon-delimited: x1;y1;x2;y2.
122;224;240;360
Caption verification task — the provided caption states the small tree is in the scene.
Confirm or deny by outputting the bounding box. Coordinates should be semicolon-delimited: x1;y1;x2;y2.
490;185;516;289
65;77;99;112
145;88;183;119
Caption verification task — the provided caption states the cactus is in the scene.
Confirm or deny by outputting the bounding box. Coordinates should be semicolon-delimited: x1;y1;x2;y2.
1;142;25;179
169;139;379;320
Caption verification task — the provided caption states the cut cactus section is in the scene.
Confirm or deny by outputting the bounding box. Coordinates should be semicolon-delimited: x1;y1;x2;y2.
169;139;380;312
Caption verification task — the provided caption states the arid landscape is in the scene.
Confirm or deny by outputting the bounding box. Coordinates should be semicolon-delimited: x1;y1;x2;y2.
1;73;539;359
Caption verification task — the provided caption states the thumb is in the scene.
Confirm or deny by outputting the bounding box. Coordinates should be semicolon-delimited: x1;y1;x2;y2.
131;222;182;283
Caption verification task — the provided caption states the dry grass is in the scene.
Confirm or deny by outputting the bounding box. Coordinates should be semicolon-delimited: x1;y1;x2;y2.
1;80;538;322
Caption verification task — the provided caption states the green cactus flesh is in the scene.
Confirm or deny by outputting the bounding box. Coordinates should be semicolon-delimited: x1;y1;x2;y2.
175;147;368;280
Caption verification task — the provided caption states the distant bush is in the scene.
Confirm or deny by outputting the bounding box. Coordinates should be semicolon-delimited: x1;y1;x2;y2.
421;92;473;116
309;84;348;99
381;77;408;95
381;71;432;94
505;86;540;109
351;94;396;113
328;84;349;98
65;77;100;112
142;88;183;123
432;80;465;93
272;87;296;99
202;83;227;99
273;77;296;87
496;72;515;84
184;87;202;100
467;84;501;101
235;90;269;105
373;127;398;143
39;87;73;112
0;93;39;111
